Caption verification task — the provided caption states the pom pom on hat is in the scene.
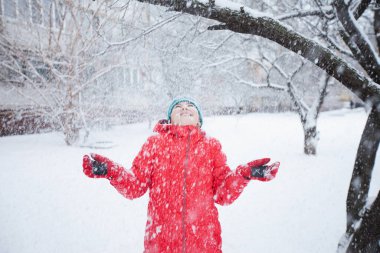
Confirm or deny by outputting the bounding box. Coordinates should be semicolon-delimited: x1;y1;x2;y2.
167;97;203;127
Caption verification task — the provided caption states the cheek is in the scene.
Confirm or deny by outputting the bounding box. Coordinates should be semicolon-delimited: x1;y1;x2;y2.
171;109;180;117
170;111;181;123
190;110;199;120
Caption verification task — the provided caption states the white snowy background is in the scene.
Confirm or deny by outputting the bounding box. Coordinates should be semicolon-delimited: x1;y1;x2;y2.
0;108;379;253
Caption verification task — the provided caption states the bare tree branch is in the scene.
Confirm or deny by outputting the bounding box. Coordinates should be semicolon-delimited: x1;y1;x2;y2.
353;0;371;19
276;7;333;21
334;0;380;83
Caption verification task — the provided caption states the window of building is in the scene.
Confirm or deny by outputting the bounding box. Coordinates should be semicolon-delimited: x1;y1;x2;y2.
102;67;141;88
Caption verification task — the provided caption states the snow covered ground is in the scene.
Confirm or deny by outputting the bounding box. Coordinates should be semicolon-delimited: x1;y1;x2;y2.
0;108;379;253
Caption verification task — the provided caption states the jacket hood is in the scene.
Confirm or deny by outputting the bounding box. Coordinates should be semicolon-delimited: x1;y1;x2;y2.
153;119;205;140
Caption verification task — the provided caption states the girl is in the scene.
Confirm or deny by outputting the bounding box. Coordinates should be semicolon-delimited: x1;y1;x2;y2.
83;97;280;253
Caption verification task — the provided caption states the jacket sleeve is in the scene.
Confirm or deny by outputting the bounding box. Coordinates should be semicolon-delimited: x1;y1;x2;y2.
109;136;156;200
211;138;250;206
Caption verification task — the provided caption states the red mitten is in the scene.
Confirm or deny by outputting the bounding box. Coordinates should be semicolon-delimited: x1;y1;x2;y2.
82;153;122;179
238;158;280;182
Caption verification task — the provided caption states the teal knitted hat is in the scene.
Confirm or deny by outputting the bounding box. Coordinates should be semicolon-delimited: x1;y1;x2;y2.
167;97;203;127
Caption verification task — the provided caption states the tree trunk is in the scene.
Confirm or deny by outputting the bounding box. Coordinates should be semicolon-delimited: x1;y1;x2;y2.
62;87;80;146
343;106;380;252
346;107;380;232
303;126;317;155
62;108;80;146
347;191;380;253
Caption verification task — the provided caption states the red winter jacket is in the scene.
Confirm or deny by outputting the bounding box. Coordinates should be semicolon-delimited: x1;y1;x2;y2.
109;122;251;253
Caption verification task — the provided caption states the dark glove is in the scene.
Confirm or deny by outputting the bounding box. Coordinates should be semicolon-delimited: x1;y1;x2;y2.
238;158;280;182
82;153;122;179
250;162;280;181
91;159;108;176
251;165;268;178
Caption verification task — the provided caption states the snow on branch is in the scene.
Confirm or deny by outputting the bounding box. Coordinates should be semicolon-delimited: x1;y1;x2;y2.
93;13;182;56
276;7;333;21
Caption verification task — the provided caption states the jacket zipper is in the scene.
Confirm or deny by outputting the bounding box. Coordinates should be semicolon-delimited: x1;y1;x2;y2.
182;131;191;253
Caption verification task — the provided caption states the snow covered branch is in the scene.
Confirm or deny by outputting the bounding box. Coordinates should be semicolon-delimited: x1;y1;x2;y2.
135;0;380;105
276;7;333;21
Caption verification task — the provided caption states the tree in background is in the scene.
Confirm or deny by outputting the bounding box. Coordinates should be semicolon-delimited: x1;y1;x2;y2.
0;0;124;144
0;0;331;149
268;53;329;155
0;0;170;145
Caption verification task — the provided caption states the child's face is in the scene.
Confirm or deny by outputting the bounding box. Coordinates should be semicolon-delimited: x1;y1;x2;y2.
170;102;200;127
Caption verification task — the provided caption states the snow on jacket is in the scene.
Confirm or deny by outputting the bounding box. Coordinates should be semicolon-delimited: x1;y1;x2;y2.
109;121;251;253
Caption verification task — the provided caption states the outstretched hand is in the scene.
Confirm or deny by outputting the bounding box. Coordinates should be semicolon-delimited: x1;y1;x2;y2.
82;153;119;179
249;159;280;181
240;158;280;181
